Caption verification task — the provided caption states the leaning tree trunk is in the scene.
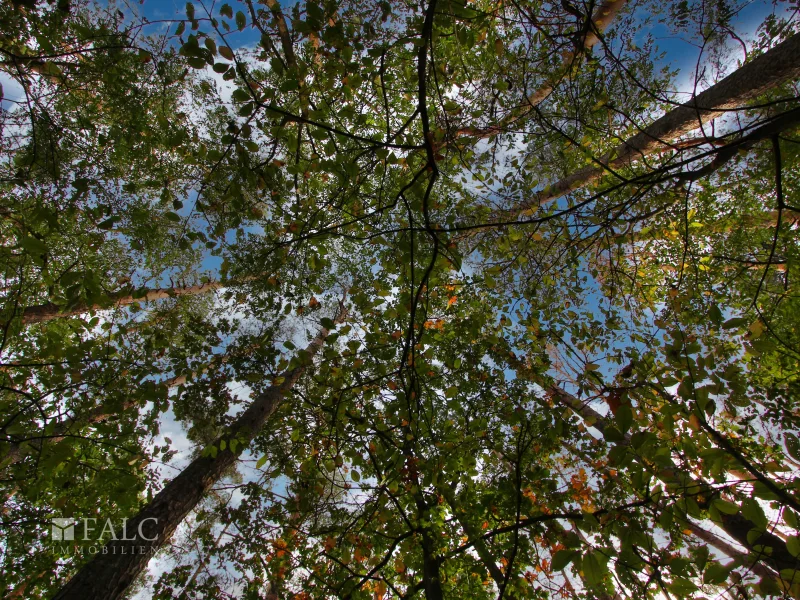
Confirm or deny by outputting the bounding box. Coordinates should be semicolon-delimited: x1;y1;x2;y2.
52;305;347;600
2;344;249;470
438;483;508;591
510;32;800;216
1;399;139;469
545;384;800;578
563;437;781;585
453;0;630;141
21;281;224;325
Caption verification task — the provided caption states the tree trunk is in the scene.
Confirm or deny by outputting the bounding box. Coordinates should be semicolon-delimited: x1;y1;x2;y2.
684;520;779;583
511;32;800;216
21;281;224;325
416;496;445;600
2;347;244;470
438;484;507;590
563;438;780;585
453;0;629;141
1;399;139;469
51;306;346;600
546;384;800;575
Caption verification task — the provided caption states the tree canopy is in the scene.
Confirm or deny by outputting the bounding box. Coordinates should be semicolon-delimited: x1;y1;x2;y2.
2;0;800;598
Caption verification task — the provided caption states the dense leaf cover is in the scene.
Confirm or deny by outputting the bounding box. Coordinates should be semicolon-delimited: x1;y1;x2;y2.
1;0;800;597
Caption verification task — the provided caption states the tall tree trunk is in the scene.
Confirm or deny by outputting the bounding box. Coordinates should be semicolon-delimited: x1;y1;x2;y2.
684;520;780;583
21;281;224;325
546;384;800;576
52;305;347;600
510;32;800;216
454;0;629;141
438;483;507;590
563;438;781;585
1;399;139;469
416;494;445;600
2;346;244;470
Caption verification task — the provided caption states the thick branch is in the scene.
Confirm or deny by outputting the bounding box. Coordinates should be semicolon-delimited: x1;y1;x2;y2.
438;484;506;589
454;0;629;141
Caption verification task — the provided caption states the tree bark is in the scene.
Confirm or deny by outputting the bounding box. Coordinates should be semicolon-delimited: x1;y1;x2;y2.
546;384;800;575
438;483;507;590
21;281;224;325
511;32;800;216
563;438;780;584
2;345;249;470
684;520;779;582
51;306;346;600
453;0;629;141
1;399;140;469
416;496;445;600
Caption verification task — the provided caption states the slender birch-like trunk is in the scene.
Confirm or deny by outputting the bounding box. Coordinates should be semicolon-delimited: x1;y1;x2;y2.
510;33;800;216
546;384;800;576
52;305;346;600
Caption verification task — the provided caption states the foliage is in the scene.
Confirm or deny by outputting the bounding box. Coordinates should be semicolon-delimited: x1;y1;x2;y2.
1;0;800;597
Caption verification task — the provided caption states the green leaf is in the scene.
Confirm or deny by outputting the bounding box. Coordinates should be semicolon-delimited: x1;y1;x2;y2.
722;317;748;330
19;236;47;256
615;403;632;433
780;569;800;582
708;303;722;326
784;509;799;530
602;426;624;442
445;386;458;398
711;498;740;515
235;10;246;30
256;455;268;469
741;498;768;531
704;561;732;585
787;536;800;558
494;38;504;57
581;552;604;586
785;433;800;463
97;216;120;230
669;577;698;595
231;88;251;102
219;46;235;61
551;549;577;571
